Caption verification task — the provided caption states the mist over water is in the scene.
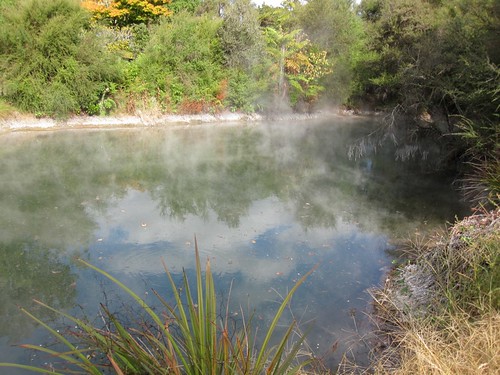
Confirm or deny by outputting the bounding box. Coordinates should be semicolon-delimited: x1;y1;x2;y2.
0;117;468;371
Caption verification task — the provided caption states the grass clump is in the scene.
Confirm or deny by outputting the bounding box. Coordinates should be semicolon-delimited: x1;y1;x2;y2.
0;238;315;374
386;312;500;374
365;208;500;375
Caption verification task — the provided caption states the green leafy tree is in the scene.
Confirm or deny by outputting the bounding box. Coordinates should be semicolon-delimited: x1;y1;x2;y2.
219;0;264;70
0;0;122;117
217;0;267;111
264;27;331;111
168;0;201;14
196;0;228;17
352;0;499;203
355;0;437;108
355;0;499;120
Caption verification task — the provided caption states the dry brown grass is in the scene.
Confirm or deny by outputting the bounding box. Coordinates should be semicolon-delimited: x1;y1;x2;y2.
373;312;499;375
0;99;18;119
346;209;500;375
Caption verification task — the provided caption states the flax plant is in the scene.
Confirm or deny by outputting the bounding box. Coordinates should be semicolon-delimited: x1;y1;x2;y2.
1;238;314;374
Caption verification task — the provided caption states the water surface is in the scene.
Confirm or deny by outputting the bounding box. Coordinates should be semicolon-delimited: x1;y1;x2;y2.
0;117;468;372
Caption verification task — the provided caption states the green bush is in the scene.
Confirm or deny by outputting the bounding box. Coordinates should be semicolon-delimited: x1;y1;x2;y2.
225;69;265;113
132;12;225;112
0;0;122;118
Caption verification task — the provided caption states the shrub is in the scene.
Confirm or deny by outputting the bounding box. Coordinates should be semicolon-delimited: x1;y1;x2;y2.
131;12;225;112
0;0;122;118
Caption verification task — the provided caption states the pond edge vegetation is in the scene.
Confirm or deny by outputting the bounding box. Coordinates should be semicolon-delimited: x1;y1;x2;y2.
0;238;320;374
343;208;499;374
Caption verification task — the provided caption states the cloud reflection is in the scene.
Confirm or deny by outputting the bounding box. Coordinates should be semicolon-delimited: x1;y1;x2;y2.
89;189;388;287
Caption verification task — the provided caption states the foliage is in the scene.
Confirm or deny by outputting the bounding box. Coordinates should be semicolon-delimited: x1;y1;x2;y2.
297;0;365;103
168;0;201;14
216;0;270;112
0;98;17;118
354;0;436;107
196;0;228;17
128;12;225;112
1;0;497;127
225;69;260;112
258;3;297;31
286;44;331;110
0;239;314;374
456;113;499;208
371;312;500;375
91;23;151;60
348;0;499;201
219;0;264;70
0;0;122;117
427;211;500;313
264;27;331;111
355;0;499;119
81;0;172;27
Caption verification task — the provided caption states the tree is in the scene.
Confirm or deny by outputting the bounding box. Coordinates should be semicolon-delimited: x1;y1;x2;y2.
354;0;499;122
218;0;264;70
264;27;331;111
216;0;268;111
297;0;366;103
351;0;499;199
255;2;333;111
0;0;122;117
168;0;201;14
81;0;172;27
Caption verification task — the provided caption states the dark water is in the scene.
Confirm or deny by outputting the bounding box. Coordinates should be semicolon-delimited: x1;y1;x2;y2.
0;117;468;372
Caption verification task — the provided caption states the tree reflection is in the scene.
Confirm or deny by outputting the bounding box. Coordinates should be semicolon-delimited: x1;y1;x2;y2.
1;121;467;235
0;241;76;340
0;122;465;247
151;130;283;227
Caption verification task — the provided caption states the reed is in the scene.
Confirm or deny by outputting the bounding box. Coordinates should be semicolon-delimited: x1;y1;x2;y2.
1;238;315;374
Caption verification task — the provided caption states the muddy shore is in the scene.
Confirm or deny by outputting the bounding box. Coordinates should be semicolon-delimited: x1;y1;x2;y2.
0;110;367;132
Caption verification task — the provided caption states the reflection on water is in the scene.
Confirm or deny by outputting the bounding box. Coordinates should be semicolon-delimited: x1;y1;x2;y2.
0;117;468;371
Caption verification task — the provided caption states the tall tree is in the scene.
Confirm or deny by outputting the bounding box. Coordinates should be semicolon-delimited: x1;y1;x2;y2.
218;0;264;70
297;0;366;103
355;0;499;122
264;27;331;111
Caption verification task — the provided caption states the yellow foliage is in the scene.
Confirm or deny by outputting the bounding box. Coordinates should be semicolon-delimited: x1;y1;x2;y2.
80;0;171;25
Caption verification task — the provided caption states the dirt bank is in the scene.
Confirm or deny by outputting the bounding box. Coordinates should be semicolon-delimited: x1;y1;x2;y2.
0;110;360;132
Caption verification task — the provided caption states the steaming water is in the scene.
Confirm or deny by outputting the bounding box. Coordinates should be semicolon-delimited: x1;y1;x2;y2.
0;117;468;372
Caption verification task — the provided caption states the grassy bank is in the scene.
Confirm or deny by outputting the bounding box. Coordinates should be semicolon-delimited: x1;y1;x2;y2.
363;208;499;374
